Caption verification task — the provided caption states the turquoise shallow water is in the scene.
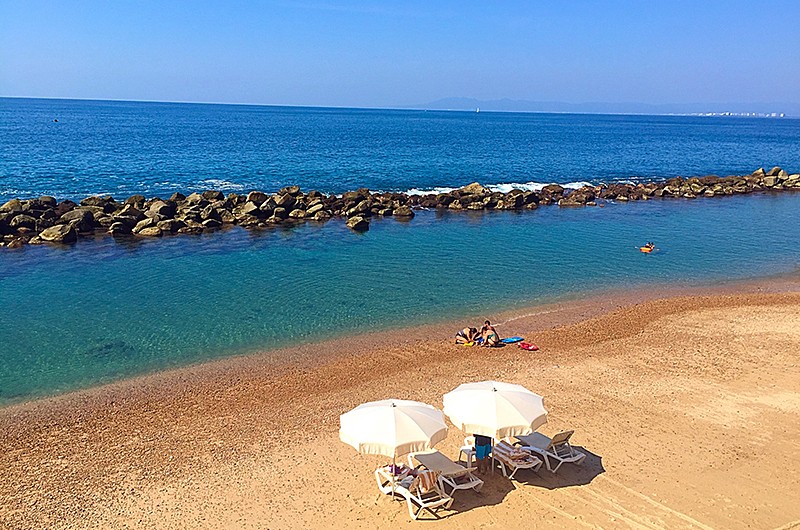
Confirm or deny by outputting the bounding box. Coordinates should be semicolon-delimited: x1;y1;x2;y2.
2;192;800;404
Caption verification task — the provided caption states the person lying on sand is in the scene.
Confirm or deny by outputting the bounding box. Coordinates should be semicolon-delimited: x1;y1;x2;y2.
455;327;479;344
481;320;501;347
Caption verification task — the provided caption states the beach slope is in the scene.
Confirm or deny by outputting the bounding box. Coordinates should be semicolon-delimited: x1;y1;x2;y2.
2;290;800;529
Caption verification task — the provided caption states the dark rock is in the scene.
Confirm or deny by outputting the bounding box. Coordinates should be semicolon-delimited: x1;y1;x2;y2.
394;205;415;217
124;195;146;206
108;222;131;236
541;184;565;196
346;215;369;231
137;226;163;237
280;185;301;196
10;214;37;230
186;192;205;204
54;200;77;217
6;238;24;249
133;218;156;233
202;190;224;201
170;192;186;202
240;201;262;217
35;218;57;231
459;182;488;195
247;191;268;205
200;204;221;221
274;193;296;209
288;208;307;219
157;219;186;233
0;199;23;213
39;224;77;243
39;196;57;208
272;207;288;219
147;200;175;218
313;210;332;221
237;214;261;227
117;204;145;221
202;218;222;229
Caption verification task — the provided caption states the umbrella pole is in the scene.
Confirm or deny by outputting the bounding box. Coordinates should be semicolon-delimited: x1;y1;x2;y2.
392;454;397;495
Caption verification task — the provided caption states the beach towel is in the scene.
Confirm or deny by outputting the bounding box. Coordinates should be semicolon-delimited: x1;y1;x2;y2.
519;342;539;351
416;470;439;493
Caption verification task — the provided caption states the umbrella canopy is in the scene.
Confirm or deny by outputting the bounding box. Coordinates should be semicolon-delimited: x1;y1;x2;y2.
443;380;548;439
339;399;448;458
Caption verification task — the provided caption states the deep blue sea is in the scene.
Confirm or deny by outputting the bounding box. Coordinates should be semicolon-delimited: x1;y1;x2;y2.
1;97;800;405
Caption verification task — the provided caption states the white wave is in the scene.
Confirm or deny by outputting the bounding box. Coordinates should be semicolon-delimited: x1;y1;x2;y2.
405;186;459;196
403;180;594;195
198;179;246;191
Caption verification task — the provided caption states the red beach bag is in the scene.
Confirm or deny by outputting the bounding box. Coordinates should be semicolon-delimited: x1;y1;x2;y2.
519;342;539;351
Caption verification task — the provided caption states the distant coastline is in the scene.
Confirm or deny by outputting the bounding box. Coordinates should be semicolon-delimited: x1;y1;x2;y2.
2;96;797;119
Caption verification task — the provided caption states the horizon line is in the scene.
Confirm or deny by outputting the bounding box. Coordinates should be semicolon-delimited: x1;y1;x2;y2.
1;95;797;119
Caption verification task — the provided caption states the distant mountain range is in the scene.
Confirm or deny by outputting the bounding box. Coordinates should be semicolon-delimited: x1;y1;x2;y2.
410;97;800;117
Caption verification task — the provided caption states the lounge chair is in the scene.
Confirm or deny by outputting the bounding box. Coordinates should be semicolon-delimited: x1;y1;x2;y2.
491;440;542;479
515;430;586;473
409;450;484;495
374;465;454;520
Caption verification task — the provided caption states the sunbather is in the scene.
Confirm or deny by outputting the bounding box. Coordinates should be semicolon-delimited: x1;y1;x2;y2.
455;327;479;344
480;320;501;347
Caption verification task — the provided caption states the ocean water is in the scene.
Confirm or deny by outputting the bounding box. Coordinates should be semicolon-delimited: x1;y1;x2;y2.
1;98;800;405
2;97;800;201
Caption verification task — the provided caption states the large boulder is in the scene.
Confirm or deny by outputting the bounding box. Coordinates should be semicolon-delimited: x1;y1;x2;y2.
108;222;131;236
346;215;369;231
137;226;163;237
459;182;488;195
246;191;268;205
541;184;565;196
147;200;175;218
39;224;77;244
394;205;415;217
10;214;37;230
279;185;302;196
54;200;77;217
274;193;296;209
202;190;225;201
0;199;23;213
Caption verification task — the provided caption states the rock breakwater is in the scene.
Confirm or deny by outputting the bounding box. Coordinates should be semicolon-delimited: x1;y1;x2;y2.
1;167;798;249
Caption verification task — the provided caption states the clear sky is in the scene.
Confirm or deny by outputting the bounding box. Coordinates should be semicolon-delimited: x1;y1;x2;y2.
1;0;798;107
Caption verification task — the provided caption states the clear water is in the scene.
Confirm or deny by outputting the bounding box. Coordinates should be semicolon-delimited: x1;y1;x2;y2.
1;98;800;405
2;194;800;404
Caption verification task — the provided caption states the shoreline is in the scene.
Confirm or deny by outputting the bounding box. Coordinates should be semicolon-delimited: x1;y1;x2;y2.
3;268;799;415
2;274;800;528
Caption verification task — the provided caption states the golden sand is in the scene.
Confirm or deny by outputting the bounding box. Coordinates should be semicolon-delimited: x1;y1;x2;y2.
2;280;800;529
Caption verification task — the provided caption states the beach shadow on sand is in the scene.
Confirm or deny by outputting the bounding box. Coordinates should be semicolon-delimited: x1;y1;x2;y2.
441;447;604;518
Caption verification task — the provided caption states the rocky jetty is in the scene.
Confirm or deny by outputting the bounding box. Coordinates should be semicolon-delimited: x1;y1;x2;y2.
1;167;798;249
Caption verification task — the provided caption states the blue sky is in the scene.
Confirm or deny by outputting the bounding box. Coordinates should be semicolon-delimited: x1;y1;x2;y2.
1;0;798;107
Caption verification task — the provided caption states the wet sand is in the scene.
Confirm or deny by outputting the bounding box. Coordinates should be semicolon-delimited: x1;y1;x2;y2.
2;276;800;529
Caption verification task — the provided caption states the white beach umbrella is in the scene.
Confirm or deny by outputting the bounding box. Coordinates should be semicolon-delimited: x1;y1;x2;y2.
339;399;448;463
443;380;548;439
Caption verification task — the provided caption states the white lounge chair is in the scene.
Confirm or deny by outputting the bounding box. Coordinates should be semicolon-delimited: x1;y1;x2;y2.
409;450;484;495
374;465;454;520
491;440;542;479
515;430;586;473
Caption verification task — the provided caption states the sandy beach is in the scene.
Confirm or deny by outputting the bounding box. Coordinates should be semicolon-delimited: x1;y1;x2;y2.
2;278;800;530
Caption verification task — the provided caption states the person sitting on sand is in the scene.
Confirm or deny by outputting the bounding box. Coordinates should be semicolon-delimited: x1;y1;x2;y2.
455;327;479;344
480;320;501;347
